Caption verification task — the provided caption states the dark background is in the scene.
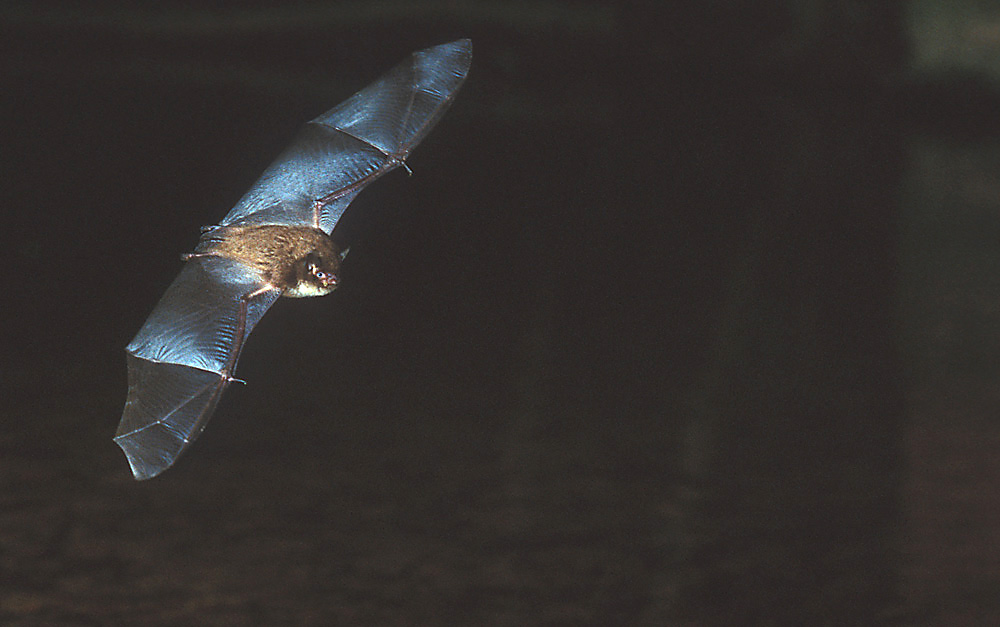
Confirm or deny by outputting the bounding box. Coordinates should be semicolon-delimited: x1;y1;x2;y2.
2;1;999;624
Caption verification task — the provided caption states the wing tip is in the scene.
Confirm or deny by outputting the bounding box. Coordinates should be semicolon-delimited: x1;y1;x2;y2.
445;38;472;53
114;421;186;481
114;435;172;481
426;38;473;69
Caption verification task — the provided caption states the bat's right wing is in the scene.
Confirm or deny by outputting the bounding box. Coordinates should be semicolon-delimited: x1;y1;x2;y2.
115;257;280;480
218;39;472;234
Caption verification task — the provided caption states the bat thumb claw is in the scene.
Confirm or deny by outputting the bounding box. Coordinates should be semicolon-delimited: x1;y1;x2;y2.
227;376;247;385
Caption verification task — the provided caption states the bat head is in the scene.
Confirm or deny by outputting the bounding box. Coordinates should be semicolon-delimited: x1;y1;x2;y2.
284;250;340;298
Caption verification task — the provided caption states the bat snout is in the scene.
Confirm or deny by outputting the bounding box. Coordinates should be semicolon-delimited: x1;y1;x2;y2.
321;273;338;288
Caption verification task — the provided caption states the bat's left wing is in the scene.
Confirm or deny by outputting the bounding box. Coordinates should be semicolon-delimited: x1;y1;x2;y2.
115;257;280;480
218;38;472;234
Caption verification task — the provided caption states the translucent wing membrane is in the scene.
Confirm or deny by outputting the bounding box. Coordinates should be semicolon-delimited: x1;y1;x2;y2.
315;39;473;160
115;258;280;479
220;39;472;234
218;124;383;232
115;357;225;480
126;258;277;373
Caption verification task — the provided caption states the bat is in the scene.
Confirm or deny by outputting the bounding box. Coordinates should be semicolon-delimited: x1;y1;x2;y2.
114;39;472;480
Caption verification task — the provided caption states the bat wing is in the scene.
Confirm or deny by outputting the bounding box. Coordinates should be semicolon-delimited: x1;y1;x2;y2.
218;39;472;234
115;257;280;480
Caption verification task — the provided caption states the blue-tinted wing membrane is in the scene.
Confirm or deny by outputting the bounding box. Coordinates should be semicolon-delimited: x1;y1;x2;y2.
116;257;280;479
115;356;225;480
218;124;384;232
126;257;279;374
218;39;472;235
315;39;473;159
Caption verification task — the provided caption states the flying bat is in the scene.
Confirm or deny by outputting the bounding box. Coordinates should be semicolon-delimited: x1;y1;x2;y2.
114;39;472;480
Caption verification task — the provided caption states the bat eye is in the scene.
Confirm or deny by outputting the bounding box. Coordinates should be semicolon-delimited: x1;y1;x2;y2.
302;253;337;287
310;265;337;286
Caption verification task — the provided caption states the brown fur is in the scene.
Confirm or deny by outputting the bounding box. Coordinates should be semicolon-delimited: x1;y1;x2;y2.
194;225;341;293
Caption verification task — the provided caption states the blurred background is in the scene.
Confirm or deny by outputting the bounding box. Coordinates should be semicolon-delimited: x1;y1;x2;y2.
2;0;1000;624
